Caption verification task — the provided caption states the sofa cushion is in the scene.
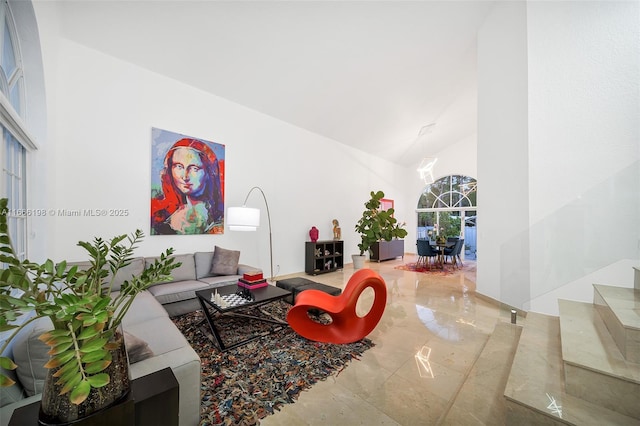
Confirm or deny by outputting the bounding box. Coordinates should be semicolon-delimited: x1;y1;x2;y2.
109;257;146;291
0;343;26;408
120;291;169;327
209;246;240;276
237;264;263;277
197;276;239;288
124;317;186;357
146;253;196;285
194;251;214;279
11;316;53;397
64;257;145;292
147;279;209;305
10;312;158;398
0;366;24;408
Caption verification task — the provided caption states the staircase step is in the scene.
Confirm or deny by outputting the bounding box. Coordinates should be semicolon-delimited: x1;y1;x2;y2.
558;299;640;420
592;284;640;363
505;311;636;425
440;321;521;425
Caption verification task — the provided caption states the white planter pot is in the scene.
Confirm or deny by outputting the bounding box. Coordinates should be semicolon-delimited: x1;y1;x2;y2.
352;254;366;270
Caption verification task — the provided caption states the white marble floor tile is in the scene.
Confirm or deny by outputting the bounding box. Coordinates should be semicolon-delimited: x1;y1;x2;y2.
261;259;635;425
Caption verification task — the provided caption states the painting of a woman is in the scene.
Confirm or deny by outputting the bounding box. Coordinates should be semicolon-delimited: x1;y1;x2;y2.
151;129;225;234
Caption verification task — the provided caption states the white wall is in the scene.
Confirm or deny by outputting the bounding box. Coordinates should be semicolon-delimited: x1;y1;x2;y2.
478;1;640;315
477;1;531;307
432;134;477;182
526;0;640;314
31;1;638;312
408;132;478;196
32;3;411;278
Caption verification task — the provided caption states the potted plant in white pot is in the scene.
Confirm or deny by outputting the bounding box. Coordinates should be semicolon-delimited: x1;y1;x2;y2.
0;198;179;424
353;190;408;269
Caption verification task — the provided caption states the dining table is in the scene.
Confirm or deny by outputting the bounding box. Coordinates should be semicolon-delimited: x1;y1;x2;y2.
431;241;455;268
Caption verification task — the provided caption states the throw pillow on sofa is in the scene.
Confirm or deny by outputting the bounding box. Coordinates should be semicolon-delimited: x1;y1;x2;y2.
9;319;154;399
11;316;53;396
124;331;154;364
194;252;215;279
0;362;24;407
210;246;240;276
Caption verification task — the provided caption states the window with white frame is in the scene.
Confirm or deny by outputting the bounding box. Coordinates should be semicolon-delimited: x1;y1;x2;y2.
0;0;33;262
416;175;478;259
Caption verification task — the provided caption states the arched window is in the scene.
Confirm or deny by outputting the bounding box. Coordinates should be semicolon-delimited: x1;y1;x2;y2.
416;175;477;259
0;0;37;261
418;175;477;210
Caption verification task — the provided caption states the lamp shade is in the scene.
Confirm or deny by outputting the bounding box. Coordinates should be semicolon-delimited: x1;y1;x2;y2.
227;206;260;231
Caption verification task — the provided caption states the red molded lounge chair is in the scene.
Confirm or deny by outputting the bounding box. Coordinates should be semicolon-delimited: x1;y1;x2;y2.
286;269;387;344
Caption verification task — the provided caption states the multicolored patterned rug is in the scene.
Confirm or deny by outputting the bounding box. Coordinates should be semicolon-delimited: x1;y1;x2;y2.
171;300;374;426
395;260;474;275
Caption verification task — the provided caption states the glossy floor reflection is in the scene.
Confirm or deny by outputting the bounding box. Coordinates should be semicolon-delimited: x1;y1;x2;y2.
261;258;516;425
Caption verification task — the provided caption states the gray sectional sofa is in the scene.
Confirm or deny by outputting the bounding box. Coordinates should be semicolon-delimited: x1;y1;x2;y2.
0;246;260;426
148;249;262;317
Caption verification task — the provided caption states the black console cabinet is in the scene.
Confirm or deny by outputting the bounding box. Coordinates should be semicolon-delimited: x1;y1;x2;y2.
305;240;344;275
370;239;405;262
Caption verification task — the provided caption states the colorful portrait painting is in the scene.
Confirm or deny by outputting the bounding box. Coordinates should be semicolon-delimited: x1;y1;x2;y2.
150;128;225;235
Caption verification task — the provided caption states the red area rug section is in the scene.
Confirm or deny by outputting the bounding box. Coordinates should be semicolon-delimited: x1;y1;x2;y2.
395;261;474;275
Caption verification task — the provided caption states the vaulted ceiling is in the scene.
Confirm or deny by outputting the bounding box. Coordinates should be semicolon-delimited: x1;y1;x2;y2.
56;1;495;167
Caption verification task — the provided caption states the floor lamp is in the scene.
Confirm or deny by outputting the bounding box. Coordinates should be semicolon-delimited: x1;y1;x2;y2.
227;186;274;282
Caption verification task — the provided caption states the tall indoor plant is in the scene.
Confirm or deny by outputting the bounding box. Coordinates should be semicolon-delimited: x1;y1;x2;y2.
353;190;407;268
0;198;179;423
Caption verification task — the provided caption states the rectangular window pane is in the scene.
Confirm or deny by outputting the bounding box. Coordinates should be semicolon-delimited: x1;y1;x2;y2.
16;217;25;259
9;76;21;113
2;128;26;261
2;18;16;78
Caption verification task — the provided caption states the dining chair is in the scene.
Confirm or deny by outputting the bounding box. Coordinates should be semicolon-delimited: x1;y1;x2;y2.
454;238;464;266
417;239;439;269
444;238;464;267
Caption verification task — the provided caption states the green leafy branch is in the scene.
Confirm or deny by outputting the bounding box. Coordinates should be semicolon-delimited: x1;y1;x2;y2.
355;190;408;255
0;198;180;405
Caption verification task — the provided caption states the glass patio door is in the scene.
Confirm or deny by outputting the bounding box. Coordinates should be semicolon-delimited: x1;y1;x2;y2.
416;175;477;260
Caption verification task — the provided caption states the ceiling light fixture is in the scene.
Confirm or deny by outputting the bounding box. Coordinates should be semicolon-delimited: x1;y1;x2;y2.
416;122;438;184
418;122;436;137
417;157;438;185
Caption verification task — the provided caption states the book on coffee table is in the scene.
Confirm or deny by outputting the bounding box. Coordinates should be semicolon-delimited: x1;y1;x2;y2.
243;272;263;281
238;277;268;289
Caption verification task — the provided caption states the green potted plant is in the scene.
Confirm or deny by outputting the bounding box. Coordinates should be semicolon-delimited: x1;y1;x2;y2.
0;198;179;423
353;190;408;268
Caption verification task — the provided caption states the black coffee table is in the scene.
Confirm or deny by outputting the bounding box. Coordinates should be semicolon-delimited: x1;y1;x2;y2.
195;283;290;351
